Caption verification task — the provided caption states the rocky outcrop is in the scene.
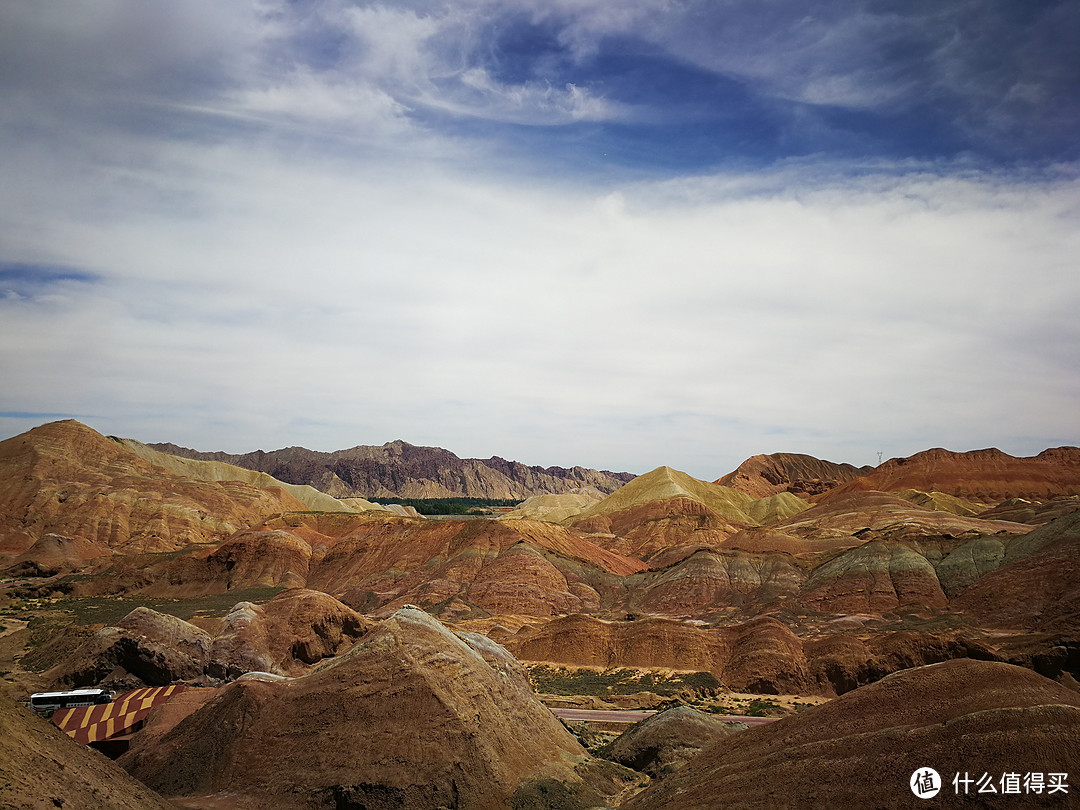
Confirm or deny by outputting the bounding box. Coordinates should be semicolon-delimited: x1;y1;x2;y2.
14;532;115;564
601;706;745;778
202;530;313;592
508;615;729;678
507;614;1005;696
39;593;375;689
297;514;643;617
120;608;639;809
893;488;983;516
804;632;1000;695
716;452;874;498
209;588;373;679
571;497;745;562
506;615;813;694
722;617;813;694
625;660;1080;810
976;495;1080;525
465;543;595;617
46;607;212;689
772;490;1031;548
134;529;318;598
152;438;636;499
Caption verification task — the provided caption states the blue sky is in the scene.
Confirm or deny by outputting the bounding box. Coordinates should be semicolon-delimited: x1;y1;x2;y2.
1;1;1078;479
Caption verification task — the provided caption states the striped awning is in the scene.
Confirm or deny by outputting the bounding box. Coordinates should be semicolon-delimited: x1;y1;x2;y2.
52;684;186;745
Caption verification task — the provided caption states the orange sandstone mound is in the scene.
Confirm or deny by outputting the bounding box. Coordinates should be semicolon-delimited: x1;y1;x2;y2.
825;446;1080;504
716;452;873;498
0;420;324;556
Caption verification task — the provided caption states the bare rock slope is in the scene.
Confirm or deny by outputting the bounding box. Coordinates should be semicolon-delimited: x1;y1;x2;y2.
627;659;1080;809
602;705;745;778
0;692;174;810
0;420;341;556
120;608;639;809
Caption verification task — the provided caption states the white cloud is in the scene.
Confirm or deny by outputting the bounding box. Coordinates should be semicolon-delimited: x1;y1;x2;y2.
1;121;1077;475
0;0;1077;478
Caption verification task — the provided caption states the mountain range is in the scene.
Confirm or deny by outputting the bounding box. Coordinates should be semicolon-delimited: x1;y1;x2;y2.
150;438;636;499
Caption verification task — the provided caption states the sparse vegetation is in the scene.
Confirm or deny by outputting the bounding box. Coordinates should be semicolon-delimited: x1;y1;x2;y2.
745;699;783;717
28;587;287;627
528;665;719;697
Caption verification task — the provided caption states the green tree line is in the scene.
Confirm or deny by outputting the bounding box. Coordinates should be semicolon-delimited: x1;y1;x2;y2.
369;497;521;515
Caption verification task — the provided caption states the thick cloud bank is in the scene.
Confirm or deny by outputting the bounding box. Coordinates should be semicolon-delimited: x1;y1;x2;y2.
1;1;1077;477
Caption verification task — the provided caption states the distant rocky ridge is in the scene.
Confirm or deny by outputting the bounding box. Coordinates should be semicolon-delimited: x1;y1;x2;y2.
824;446;1080;502
150;439;637;500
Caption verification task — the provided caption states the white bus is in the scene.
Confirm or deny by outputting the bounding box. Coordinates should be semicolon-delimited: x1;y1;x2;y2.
30;688;114;717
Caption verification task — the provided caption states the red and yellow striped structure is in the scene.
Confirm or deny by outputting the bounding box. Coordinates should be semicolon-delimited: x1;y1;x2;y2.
51;685;186;744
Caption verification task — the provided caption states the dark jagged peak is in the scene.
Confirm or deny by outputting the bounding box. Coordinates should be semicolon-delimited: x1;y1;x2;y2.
151;437;635;499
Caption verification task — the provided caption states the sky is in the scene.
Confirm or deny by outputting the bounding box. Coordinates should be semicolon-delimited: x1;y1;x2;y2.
1;1;1078;480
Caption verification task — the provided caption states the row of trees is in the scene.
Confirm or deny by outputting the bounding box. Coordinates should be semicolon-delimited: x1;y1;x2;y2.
369;497;521;515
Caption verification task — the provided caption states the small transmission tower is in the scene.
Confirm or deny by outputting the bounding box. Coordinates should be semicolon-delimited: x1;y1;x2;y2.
877;450;883;466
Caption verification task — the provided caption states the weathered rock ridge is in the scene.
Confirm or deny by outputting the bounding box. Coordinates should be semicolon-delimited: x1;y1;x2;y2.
119;609;639;809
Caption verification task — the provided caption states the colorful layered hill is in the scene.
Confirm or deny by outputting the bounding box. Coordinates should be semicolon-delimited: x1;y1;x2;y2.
824;446;1080;503
0;420;429;564
0;420;358;556
627;659;1080;809
0;690;174;810
566;466;810;561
